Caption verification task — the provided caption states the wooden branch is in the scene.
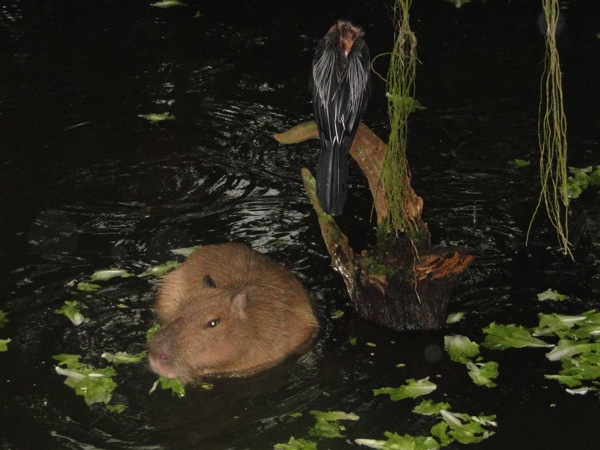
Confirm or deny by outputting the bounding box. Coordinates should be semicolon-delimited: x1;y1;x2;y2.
275;121;475;330
300;168;357;297
276;121;418;225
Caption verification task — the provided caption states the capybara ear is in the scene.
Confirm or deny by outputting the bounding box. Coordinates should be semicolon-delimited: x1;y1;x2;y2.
202;274;216;288
230;291;248;318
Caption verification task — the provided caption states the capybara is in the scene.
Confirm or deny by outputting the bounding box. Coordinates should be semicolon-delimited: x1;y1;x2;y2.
148;242;318;383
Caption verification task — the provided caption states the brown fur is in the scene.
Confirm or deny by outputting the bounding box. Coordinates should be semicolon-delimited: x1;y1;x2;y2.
148;243;318;383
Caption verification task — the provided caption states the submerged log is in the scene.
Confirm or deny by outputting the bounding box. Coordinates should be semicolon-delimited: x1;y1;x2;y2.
275;122;475;331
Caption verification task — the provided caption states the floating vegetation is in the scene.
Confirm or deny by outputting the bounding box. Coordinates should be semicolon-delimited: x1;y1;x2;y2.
536;288;567;302
0;312;8;351
483;309;600;392
139;260;180;277
149;1;187;10
149;376;186;398
53;354;121;408
309;410;360;439
508;158;531;168
54;300;89;326
444;335;480;364
374;377;437;400
90;268;134;281
567;165;600;199
138;112;177;122
274;437;317;450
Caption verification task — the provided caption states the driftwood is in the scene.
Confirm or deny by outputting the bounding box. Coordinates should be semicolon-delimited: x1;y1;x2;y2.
275;121;475;331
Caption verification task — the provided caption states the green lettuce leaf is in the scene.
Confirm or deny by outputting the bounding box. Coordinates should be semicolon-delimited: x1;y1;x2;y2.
149;376;186;398
101;351;146;364
0;338;10;352
54;300;89;326
413;399;451;416
536;288;566;302
444;335;480;364
91;268;134;281
139;260;180;277
274;437;318;450
482;323;553;349
355;432;439;449
53;354;119;406
374;377;437;400
309;410;359;438
467;361;499;388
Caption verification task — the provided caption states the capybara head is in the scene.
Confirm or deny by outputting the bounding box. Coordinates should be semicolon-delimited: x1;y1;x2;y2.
148;243;318;383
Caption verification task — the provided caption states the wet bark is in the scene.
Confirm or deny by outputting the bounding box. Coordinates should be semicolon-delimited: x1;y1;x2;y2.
275;121;475;331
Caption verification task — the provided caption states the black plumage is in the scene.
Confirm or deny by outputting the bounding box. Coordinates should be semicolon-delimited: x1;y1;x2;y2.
310;20;371;216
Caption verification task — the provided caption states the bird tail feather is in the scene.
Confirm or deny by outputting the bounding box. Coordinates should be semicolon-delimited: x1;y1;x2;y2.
316;143;348;216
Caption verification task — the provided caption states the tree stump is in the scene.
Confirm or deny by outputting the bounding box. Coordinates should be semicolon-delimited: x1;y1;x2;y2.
275;121;475;331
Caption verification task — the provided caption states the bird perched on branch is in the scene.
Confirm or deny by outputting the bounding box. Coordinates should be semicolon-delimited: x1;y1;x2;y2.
310;19;371;216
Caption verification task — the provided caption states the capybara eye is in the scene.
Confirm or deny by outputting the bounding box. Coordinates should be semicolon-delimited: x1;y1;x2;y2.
205;318;220;329
202;274;216;288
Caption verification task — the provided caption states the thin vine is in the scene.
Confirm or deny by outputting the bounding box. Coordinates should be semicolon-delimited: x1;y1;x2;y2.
527;0;572;259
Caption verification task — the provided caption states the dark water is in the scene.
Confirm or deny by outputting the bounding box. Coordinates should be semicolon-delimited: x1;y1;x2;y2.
1;0;599;448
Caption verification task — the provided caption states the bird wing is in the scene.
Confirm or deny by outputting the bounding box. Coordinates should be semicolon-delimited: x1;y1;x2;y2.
310;38;371;152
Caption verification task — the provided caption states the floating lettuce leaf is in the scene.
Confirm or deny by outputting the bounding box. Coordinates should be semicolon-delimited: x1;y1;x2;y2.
446;312;465;324
413;399;451;416
170;245;200;257
445;0;472;8
0;310;9;329
567;166;600;198
149;376;186;398
53;354;120;407
274;437;318;450
545;340;600;362
536;288;566;302
534;313;588;338
558;354;600;382
146;323;161;342
54;300;89;326
138;111;177;122
0;311;8;351
444;335;480;364
91;268;134;281
544;373;583;388
139;260;180;277
150;0;187;8
106;403;127;413
355;432;439;449
508;159;530;168
101;351;146;364
431;410;496;445
533;309;600;390
482;323;553;349
588;165;600;186
467;361;499;388
0;338;10;352
309;410;359;438
77;282;101;292
331;309;345;319
374;377;437;400
565;387;595;396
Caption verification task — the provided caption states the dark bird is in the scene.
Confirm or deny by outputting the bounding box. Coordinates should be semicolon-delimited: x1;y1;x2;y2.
310;20;371;216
